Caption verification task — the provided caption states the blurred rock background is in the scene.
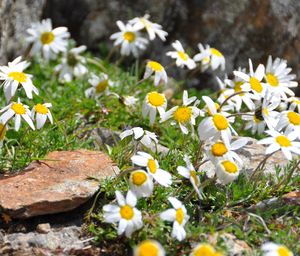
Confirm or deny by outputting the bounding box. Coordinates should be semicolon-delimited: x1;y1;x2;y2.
1;0;299;91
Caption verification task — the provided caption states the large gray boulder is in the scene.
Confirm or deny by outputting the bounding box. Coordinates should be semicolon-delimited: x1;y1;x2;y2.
0;0;45;63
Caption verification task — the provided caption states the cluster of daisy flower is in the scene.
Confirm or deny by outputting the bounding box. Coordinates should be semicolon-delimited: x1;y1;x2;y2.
103;15;298;255
1;13;297;254
0;56;53;144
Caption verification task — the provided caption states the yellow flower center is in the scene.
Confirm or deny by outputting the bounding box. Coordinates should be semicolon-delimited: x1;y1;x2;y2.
140;18;151;29
234;81;244;96
147;92;165;107
40;31;55;45
263;108;269;116
173;107;192;123
8;71;27;83
35;104;48;114
131;171;147;186
178;51;188;61
253;116;262;124
0;124;7;141
210;48;223;57
190;170;199;186
277;246;291;256
147;159;157;174
123;31;136;42
211;142;228;157
249;77;263;93
207;103;220;116
193;244;215;256
11;103;26;115
136;240;159;256
287;111;300;125
202;56;210;64
266;73;279;87
212;114;229;130
119;205;134;220
176;208;184;224
292;99;300;105
95;80;109;94
276;135;291;147
222;160;238;174
148;61;163;72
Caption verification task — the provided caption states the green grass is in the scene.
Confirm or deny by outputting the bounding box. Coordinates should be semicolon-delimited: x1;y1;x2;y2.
0;53;299;255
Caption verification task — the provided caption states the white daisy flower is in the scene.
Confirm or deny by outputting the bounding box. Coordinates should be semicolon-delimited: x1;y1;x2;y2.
120;127;158;149
242;113;266;135
159;197;189;241
31;103;53;129
85;73;113;98
123;95;138;107
110;21;148;58
193;43;225;71
276;111;300;137
234;59;266;100
258;130;300;160
160;90;202;134
261;242;293;256
264;56;298;99
205;137;248;165
258;91;281;129
55;45;88;83
223;70;256;111
26;18;69;60
177;155;202;198
0;56;38;101
142;91;167;125
287;97;300;113
131;151;172;187
129;170;153;198
0;98;34;131
144;60;168;86
190;243;222;256
103;190;143;238
129;14;168;41
166;40;196;69
134;239;165;256
198;96;236;147
215;159;240;184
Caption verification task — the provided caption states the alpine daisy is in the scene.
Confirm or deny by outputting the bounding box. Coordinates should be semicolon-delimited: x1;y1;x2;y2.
142;91;167;125
261;242;293;256
110;21;148;57
264;56;298;99
129;14;168;41
85;73;113;98
234;59;266;100
0;98;34;131
134;239;165;256
131;151;172;187
160;197;189;241
258;130;300;160
26;18;69;60
0;56;38;101
193;43;225;71
177;155;202;198
31;103;53;129
120;127;158;149
166;40;196;69
129;170;153;198
55;45;88;83
144;60;167;86
103;190;143;237
160;90;202;134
